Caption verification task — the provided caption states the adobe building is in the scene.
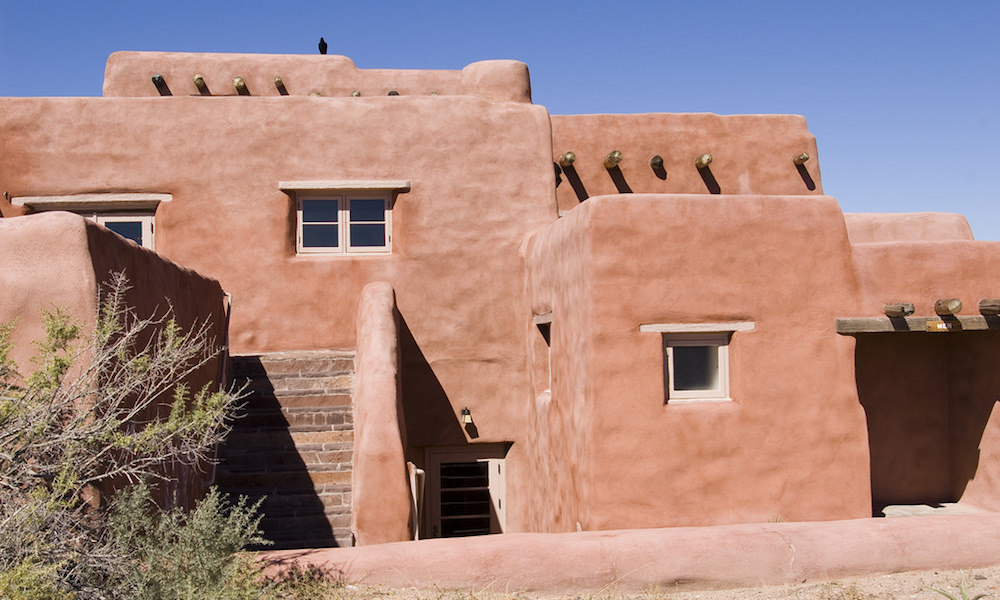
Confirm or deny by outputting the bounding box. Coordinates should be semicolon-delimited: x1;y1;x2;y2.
2;51;1000;548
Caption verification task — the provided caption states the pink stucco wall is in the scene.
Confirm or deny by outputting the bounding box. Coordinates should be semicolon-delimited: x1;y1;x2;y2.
551;113;822;214
5;51;1000;541
351;282;410;545
103;52;531;103
0;81;554;532
265;513;1000;593
0;212;228;507
526;194;873;530
844;212;974;243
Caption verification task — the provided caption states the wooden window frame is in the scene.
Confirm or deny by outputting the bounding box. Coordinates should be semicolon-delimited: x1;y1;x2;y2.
296;192;391;255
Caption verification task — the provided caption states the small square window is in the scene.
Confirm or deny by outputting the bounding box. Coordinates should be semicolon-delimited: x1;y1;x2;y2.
663;332;730;402
297;193;390;254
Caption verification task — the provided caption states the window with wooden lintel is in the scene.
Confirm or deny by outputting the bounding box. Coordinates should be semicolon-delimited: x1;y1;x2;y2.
12;193;168;251
280;180;410;256
639;322;755;404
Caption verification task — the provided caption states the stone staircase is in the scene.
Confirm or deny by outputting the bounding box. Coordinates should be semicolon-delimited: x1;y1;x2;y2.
217;350;355;549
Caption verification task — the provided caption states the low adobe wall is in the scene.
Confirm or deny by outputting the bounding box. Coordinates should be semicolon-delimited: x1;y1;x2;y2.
264;513;1000;593
844;212;974;243
351;282;411;545
551;113;822;213
103;52;531;103
0;211;228;507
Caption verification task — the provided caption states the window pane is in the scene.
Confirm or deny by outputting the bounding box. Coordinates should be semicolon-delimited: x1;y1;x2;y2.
673;345;719;390
349;198;385;222
302;223;338;247
302;199;339;223
104;221;143;245
350;223;385;247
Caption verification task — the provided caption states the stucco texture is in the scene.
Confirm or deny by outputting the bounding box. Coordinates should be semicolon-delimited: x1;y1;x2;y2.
525;194;873;531
0;212;227;506
551;113;822;214
264;513;1000;593
351;282;410;545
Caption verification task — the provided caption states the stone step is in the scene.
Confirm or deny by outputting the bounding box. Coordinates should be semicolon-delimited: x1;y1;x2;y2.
220;428;353;450
244;373;354;396
233;405;352;429
219;448;352;468
230;351;355;378
216;467;351;493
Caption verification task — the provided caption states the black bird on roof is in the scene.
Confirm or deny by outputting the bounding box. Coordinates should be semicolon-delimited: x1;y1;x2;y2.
318;37;328;55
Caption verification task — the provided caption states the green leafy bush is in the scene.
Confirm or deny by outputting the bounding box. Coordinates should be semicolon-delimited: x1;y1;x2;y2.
0;274;256;598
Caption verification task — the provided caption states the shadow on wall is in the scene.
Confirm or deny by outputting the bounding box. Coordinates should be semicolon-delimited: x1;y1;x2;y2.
855;332;1000;514
217;357;341;549
398;314;468;452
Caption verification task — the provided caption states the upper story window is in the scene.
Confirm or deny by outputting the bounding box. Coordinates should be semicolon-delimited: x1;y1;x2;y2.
639;321;755;403
280;180;410;256
12;193;168;251
298;193;389;253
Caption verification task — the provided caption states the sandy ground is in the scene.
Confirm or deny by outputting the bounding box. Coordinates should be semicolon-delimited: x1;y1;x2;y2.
328;566;1000;600
653;565;999;599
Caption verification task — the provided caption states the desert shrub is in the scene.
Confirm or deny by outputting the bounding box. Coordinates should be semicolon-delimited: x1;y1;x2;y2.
107;482;268;600
0;273;255;598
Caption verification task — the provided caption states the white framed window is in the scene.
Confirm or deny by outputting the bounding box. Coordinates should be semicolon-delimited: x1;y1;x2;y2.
639;322;755;404
11;193;167;251
663;332;730;401
90;213;155;249
296;192;390;254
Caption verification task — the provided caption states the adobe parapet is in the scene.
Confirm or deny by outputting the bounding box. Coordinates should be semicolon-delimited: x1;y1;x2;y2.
103;51;531;103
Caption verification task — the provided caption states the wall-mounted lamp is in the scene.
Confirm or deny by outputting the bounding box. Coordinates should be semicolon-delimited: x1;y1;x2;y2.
192;74;209;95
461;408;473;424
151;74;171;96
695;153;713;169
793;153;810;165
233;77;249;95
603;150;623;169
557;152;576;168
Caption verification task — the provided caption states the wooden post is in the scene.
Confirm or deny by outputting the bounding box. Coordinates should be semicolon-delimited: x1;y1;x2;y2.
934;298;962;315
695;153;713;169
274;76;288;95
883;302;915;318
151;74;171;96
603;150;622;169
557;152;576;168
979;299;1000;316
193;74;209;95
233;77;249;95
649;155;664;169
793;153;810;165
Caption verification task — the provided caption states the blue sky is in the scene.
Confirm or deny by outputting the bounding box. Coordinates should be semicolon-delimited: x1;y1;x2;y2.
2;1;998;239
